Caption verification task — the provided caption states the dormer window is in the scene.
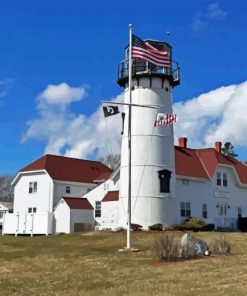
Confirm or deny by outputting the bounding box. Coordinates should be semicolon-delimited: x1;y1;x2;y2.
216;172;221;186
223;173;227;187
216;172;227;187
158;169;171;193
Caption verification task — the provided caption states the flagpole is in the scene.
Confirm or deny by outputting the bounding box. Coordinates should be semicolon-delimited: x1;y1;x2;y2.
127;23;132;250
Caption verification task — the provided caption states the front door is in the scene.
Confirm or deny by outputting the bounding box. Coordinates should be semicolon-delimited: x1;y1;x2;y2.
218;202;230;228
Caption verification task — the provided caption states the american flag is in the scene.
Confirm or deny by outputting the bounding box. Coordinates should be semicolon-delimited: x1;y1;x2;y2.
132;34;170;67
154;113;177;126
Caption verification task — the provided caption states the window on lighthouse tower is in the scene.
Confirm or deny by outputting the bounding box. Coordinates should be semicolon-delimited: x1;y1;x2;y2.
158;169;172;193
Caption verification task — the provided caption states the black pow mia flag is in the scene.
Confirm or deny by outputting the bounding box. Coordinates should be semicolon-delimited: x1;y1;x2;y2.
103;105;120;117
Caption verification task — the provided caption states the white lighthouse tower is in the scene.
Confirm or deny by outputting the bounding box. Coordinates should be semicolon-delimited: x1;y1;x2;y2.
117;38;180;230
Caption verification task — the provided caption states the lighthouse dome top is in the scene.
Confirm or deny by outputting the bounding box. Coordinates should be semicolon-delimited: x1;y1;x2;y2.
117;37;179;88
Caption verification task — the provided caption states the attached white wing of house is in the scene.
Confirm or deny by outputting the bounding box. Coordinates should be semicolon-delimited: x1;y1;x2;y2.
3;154;112;235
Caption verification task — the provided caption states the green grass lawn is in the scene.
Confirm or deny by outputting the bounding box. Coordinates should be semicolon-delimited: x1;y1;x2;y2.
0;231;247;296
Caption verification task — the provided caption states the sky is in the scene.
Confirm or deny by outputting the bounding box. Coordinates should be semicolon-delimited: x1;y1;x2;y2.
1;0;247;175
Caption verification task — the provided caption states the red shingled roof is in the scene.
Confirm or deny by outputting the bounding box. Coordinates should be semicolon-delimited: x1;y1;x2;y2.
175;146;247;185
19;154;113;184
62;197;93;210
175;146;209;179
93;172;112;183
102;191;119;202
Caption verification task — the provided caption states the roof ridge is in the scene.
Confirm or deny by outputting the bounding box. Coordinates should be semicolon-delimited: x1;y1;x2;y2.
175;146;216;152
44;153;106;164
195;150;211;179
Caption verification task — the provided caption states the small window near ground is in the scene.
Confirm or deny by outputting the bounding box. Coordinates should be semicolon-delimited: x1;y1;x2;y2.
29;181;38;194
95;201;101;218
66;186;70;194
216;172;221;186
223;173;227;187
202;204;207;219
180;202;191;217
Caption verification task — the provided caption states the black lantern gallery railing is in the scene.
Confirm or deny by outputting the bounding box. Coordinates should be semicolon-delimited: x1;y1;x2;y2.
117;59;180;87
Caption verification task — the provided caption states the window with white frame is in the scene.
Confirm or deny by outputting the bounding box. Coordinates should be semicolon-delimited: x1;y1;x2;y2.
95;201;101;218
180;202;191;217
218;204;228;216
216;172;228;187
66;186;70;194
216;172;221;186
29;181;37;193
28;207;37;213
223;173;227;187
202;204;207;219
0;211;6;218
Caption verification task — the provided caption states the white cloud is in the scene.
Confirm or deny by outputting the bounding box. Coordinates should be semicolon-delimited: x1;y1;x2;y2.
0;79;13;98
22;82;123;159
23;80;247;160
38;82;86;106
174;81;247;149
206;3;227;20
191;2;227;36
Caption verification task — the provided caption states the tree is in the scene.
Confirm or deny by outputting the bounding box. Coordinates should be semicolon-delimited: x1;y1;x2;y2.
0;175;14;201
98;154;120;170
221;142;238;158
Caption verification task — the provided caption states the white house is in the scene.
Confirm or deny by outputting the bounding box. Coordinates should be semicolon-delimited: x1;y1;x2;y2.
86;138;247;231
54;197;94;233
0;202;13;226
175;138;247;230
3;154;112;235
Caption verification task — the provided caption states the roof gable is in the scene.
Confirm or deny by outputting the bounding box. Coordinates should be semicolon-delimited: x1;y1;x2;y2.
102;191;119;202
19;154;113;184
62;197;93;210
175;146;247;185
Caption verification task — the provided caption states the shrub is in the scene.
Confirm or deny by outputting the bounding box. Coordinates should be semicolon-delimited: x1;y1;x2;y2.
202;224;215;231
149;223;163;231
185;217;206;226
131;223;143;231
171;222;215;232
211;235;231;255
154;233;182;262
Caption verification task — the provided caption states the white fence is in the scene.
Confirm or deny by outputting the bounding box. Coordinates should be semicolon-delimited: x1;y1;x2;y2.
2;212;53;236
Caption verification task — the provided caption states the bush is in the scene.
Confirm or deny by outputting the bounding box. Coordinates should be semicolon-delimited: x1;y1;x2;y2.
149;223;163;231
238;217;247;232
185;217;206;226
154;233;182;262
131;223;143;231
211;235;231;255
171;222;215;232
202;224;215;231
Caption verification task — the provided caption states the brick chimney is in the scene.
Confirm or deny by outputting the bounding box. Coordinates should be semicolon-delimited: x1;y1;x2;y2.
215;141;222;153
178;137;187;148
